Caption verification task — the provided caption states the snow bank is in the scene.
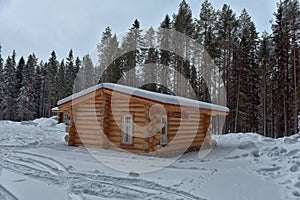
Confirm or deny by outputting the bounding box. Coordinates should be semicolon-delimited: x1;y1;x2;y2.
0;118;65;147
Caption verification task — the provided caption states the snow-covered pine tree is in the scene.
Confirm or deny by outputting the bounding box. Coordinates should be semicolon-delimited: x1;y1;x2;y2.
216;4;239;133
271;0;300;137
158;15;172;88
0;45;4;119
143;27;159;91
33;63;42;118
2;52;17;120
107;34;123;83
233;9;259;133
173;0;195;96
15;57;25;93
39;62;50;117
288;0;300;135
82;54;96;89
97;27;120;83
258;33;271;137
46;51;59;116
57;60;66;100
16;54;37;121
121;19;143;86
65;49;75;97
97;26;113;82
196;0;219;102
197;0;219;59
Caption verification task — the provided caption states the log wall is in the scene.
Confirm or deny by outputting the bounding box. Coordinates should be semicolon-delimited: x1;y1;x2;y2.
60;88;216;155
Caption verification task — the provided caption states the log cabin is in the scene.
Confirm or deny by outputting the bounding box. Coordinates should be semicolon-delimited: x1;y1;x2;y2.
53;83;229;155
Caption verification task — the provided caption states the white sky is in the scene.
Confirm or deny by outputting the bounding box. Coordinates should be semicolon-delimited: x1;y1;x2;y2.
0;0;277;62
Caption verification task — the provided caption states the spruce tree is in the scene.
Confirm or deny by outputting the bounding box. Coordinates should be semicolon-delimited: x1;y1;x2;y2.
0;45;4;119
158;15;172;88
143;27;159;91
65;49;75;96
46;51;59;116
196;0;219;102
107;34;123;83
74;57;81;81
121;19;143;86
40;62;49;117
232;9;259;133
197;0;219;59
33;64;42;118
16;54;36;121
16;57;25;92
57;60;66;99
2;54;17;120
258;33;273;137
82;54;96;89
271;0;300;136
73;57;82;93
97;28;120;83
97;26;113;81
216;4;239;133
173;0;195;95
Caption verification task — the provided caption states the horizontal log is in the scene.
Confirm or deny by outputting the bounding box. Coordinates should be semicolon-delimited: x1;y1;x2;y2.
108;135;121;143
75;124;103;130
73;138;102;146
70;92;100;106
168;134;205;141
74;103;104;108
76;134;103;141
106;130;121;137
107;108;145;112
169;126;209;131
73;112;104;117
168;129;206;134
169;121;205;126
74;116;103;121
74;129;103;136
110;104;144;108
73;120;101;126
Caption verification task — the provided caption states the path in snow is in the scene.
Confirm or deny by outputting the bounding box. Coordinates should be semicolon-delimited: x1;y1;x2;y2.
0;118;300;199
2;149;204;200
0;184;19;200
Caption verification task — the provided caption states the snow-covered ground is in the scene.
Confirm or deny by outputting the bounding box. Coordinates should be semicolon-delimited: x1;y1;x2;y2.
0;118;300;200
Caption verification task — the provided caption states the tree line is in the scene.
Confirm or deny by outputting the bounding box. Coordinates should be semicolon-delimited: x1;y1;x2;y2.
0;0;299;138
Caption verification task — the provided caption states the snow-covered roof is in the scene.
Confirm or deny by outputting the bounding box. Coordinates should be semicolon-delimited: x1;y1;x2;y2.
51;107;60;112
57;83;229;113
51;107;60;111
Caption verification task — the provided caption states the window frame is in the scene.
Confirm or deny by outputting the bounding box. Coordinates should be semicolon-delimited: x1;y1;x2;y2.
122;114;133;145
161;115;168;145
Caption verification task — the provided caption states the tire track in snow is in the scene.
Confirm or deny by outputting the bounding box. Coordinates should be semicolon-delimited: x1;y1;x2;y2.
0;185;19;200
8;156;60;176
2;156;205;200
14;151;67;172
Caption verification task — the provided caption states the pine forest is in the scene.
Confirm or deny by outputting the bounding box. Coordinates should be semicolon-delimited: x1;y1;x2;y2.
0;0;299;138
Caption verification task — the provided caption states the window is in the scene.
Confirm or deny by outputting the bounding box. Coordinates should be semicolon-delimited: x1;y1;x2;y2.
161;115;168;145
123;114;133;145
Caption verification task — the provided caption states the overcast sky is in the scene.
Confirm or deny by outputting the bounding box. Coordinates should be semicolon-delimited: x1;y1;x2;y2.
0;0;277;62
